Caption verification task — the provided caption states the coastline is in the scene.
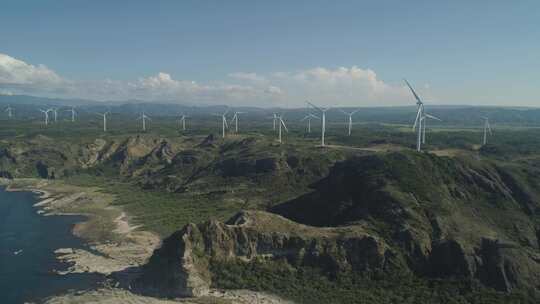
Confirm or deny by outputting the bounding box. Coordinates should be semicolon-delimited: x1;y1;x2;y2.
1;178;293;303
1;178;161;278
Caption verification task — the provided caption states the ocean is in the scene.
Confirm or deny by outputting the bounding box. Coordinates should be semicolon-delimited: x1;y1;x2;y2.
0;187;103;303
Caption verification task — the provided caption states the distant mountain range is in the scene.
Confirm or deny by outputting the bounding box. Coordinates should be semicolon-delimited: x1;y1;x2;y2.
0;94;539;125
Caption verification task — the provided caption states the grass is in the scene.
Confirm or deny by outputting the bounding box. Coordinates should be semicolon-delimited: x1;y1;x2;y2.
64;173;248;237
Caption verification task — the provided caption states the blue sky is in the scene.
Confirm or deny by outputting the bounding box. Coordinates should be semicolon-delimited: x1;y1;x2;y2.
0;1;538;107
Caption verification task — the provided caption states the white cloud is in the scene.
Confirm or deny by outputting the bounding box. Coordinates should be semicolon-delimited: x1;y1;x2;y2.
268;66;409;106
0;53;64;87
0;53;414;107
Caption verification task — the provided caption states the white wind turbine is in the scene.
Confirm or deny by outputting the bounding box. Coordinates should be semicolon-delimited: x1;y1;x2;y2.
339;109;360;136
481;116;492;145
5;105;13;118
51;107;58;123
404;79;425;152
307;101;331;147
178;113;188;131
421;112;442;144
231;111;246;133
277;114;288;144
137;112;151;131
269;113;278;131
213;109;229;138
39;108;52;125
65;106;77;122
97;111;110;132
301;114;319;133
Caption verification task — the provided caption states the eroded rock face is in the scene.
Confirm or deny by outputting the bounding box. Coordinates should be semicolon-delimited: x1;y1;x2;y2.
475;238;522;293
429;239;474;278
136;211;390;297
135;223;211;297
271;152;540;292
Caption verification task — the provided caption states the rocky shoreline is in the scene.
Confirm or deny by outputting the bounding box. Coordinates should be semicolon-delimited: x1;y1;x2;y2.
1;178;293;304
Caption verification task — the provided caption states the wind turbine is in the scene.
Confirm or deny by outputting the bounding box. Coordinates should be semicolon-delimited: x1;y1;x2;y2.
231;111;246;133
178;113;188;131
277;114;288;144
213;109;229;138
269;113;278;131
97;111;110;132
5;105;13;118
404;79;425;152
65;106;76;122
482;116;492;145
301;114;319;133
421;113;442;144
307;101;331;147
339;109;360;136
39;108;52;125
137;112;151;131
51;107;58;123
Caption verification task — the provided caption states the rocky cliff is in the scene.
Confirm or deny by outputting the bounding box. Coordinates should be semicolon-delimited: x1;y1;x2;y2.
136;151;540;300
135;210;390;297
271;152;540;292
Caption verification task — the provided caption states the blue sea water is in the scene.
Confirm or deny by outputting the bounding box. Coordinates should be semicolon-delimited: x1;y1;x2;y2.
0;187;103;303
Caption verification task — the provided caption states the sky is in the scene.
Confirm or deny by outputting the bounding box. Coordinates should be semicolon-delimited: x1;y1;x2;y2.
0;1;539;107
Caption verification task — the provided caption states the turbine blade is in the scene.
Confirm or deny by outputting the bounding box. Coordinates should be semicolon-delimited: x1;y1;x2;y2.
307;101;322;112
281;119;288;132
425;114;442;121
412;107;422;130
403;79;423;104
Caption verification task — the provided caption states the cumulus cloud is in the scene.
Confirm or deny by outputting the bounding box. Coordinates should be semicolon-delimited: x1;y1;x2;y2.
0;53;64;87
267;66;410;106
0;53;414;107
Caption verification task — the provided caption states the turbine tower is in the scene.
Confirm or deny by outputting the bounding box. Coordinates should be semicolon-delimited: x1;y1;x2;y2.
5;105;13;118
307;101;331;147
301;114;319;133
178;113;188;131
277;115;288;143
97;112;110;132
339;109;360;136
404;79;425;152
39;108;52;125
231;111;245;133
65;106;77;122
482;117;492;145
213;109;229;138
138;112;151;131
